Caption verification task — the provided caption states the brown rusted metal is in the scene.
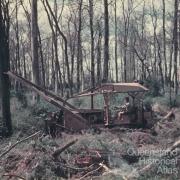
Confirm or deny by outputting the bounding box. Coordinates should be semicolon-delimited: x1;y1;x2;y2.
103;93;110;126
6;71;152;129
70;82;152;128
64;110;88;131
71;83;149;98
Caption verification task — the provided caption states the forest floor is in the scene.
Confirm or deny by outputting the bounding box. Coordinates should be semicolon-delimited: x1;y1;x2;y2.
0;97;180;180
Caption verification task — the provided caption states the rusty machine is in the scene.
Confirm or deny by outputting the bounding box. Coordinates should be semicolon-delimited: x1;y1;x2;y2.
7;71;153;131
68;83;153;129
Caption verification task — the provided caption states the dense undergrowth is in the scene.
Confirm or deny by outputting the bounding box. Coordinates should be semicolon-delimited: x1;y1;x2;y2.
0;87;180;179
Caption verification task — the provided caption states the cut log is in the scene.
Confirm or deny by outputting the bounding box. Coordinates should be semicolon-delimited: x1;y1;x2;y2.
163;110;175;120
3;174;25;180
52;139;78;158
79;163;103;180
99;162;110;171
168;139;180;151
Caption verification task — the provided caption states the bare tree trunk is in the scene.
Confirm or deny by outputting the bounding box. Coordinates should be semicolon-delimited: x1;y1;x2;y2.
77;0;83;92
173;0;179;97
0;0;12;136
114;0;118;82
151;2;164;90
15;0;22;91
67;19;75;93
15;0;21;75
37;27;45;87
103;0;109;82
97;22;102;85
51;38;55;89
89;0;95;109
162;0;167;84
169;41;173;105
31;0;40;86
123;34;127;82
22;47;27;79
54;0;59;93
42;0;63;94
44;0;72;95
121;0;130;82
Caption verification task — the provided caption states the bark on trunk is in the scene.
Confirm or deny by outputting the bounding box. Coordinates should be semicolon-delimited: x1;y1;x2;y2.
31;0;40;86
103;0;109;82
0;0;12;135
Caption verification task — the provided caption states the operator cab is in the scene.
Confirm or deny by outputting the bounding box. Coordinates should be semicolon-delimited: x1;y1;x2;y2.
67;83;153;129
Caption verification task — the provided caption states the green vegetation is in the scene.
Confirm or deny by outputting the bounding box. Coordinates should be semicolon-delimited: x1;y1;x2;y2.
0;94;180;179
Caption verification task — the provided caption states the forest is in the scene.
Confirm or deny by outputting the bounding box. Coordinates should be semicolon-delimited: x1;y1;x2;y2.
0;0;180;179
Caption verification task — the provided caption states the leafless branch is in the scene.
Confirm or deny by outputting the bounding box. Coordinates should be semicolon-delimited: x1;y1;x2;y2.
0;131;41;159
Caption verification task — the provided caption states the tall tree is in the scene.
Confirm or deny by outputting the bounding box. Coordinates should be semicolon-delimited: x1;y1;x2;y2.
31;0;40;86
114;0;118;82
37;27;46;87
0;0;12;135
151;2;164;90
173;0;179;96
103;0;109;82
42;0;63;94
54;0;60;93
89;0;95;108
77;0;83;92
97;21;102;85
44;0;72;95
162;0;167;84
121;0;131;82
15;0;20;75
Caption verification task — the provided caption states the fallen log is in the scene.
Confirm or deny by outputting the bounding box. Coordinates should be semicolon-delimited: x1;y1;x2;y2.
79;163;103;180
163;110;175;120
63;163;95;171
52;139;78;158
168;139;180;152
0;131;41;159
99;162;110;171
2;174;25;180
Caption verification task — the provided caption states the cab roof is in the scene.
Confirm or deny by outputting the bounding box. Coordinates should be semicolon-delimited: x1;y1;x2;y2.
73;83;148;98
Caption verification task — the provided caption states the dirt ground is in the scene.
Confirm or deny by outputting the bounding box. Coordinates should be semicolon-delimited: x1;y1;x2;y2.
0;99;180;180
